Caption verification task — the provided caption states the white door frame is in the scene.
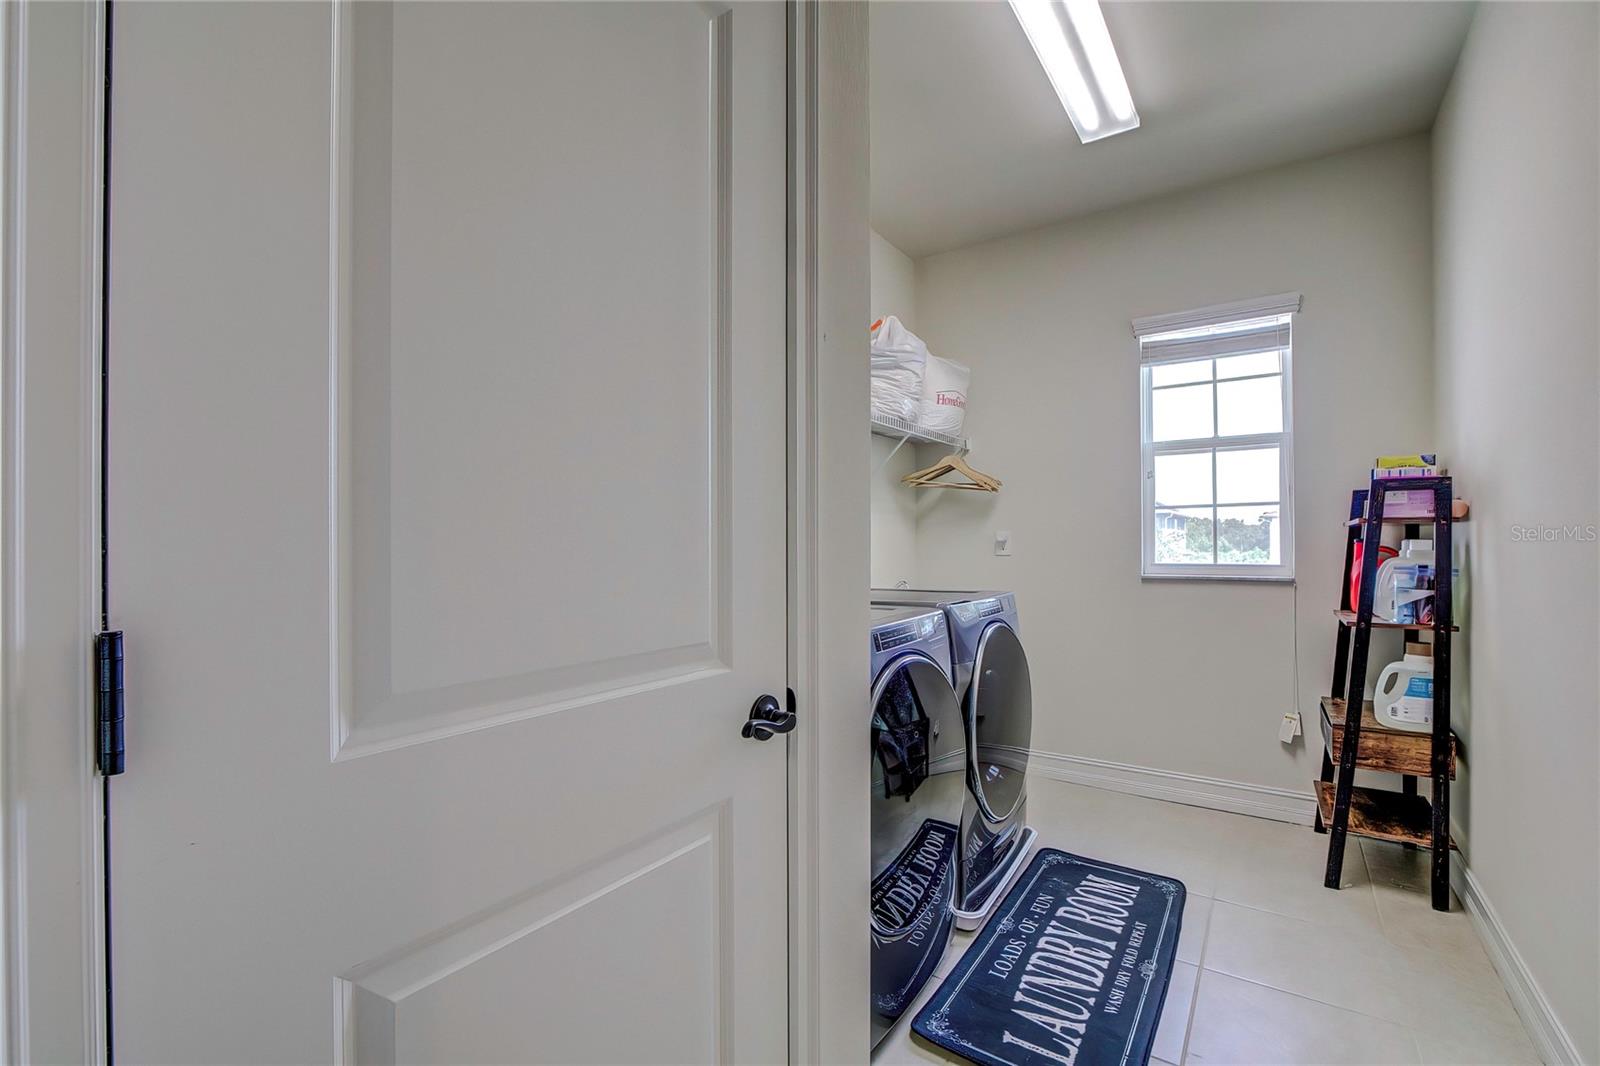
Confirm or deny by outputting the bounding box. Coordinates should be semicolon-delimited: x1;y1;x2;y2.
1;1;109;1062
785;3;870;1062
0;2;871;1062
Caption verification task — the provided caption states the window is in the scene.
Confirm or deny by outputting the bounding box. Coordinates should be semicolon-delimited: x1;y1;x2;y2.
1135;294;1299;580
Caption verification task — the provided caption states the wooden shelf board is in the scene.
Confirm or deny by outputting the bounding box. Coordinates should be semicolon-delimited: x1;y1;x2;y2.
1335;609;1458;632
1346;516;1468;527
1314;781;1457;849
1320;697;1455;778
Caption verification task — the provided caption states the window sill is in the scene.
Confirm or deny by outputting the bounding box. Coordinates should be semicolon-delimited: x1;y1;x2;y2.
1140;572;1296;585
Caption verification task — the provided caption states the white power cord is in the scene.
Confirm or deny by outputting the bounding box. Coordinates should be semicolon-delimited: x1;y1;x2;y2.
1280;581;1304;744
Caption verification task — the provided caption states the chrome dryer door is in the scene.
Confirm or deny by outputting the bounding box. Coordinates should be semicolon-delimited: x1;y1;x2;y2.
962;622;1032;897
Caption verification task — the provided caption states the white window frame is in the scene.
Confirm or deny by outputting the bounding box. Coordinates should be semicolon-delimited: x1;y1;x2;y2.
1136;295;1299;581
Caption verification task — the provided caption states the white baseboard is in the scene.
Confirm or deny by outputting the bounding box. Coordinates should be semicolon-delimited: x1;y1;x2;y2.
1452;860;1585;1066
1026;749;1319;826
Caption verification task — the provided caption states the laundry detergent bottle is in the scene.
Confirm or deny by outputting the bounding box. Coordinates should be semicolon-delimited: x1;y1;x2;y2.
1375;646;1433;733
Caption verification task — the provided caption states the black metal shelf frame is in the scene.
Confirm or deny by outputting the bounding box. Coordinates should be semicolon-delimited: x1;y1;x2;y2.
1315;476;1455;911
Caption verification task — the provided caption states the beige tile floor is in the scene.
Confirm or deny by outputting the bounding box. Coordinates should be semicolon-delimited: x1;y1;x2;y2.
873;777;1540;1066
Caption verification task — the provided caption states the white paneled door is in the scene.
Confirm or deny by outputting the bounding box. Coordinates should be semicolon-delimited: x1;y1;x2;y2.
106;3;789;1061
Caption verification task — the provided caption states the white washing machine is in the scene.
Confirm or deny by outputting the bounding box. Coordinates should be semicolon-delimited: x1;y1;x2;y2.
868;605;967;1050
870;589;1036;930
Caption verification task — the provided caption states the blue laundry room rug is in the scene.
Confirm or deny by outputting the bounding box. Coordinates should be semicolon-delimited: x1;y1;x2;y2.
912;849;1185;1066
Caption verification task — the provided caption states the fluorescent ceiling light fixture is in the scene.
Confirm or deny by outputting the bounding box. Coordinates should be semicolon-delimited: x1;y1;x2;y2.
1010;0;1139;143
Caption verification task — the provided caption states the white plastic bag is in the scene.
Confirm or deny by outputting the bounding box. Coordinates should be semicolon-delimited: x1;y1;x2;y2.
869;316;927;423
917;354;970;436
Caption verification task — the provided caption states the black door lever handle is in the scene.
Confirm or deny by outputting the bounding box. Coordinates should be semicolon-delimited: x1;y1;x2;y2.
742;693;795;741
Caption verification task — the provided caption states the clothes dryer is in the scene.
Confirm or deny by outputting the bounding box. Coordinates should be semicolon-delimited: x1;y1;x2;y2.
870;590;1036;929
868;605;967;1048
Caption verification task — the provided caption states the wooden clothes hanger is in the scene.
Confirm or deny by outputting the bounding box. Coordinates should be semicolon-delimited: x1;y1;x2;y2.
902;453;1002;492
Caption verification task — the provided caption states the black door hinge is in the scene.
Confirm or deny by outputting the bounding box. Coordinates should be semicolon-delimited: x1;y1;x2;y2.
95;630;125;776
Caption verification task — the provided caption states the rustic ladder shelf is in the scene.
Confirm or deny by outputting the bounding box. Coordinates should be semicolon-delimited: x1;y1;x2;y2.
1314;477;1459;911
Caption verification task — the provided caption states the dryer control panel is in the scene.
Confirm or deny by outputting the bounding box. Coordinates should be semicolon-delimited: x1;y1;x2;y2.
869;606;953;685
872;612;940;653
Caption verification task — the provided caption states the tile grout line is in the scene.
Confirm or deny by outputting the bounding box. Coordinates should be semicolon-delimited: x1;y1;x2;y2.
1207;891;1386;937
1176;897;1213;1066
1200;909;1534;1061
1365;842;1537;1066
1200;952;1397;1005
1364;840;1410;949
1198;970;1428;1066
1196;965;1416;1029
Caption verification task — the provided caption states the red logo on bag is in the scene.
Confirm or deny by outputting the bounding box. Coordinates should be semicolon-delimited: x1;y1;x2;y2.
935;392;966;408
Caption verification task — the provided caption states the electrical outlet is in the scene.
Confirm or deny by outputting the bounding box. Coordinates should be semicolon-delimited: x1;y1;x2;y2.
994;530;1012;557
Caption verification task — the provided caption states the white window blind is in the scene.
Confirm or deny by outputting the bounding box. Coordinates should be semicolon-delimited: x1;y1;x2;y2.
1132;292;1302;342
1137;316;1292;366
1135;294;1300;580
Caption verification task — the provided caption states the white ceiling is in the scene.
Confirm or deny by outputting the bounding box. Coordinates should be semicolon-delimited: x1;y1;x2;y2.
870;1;1474;257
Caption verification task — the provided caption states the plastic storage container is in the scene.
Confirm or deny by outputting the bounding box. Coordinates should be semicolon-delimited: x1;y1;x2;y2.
1375;647;1433;733
1373;539;1462;624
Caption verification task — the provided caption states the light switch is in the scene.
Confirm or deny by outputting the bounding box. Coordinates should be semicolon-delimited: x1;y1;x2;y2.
994;530;1012;557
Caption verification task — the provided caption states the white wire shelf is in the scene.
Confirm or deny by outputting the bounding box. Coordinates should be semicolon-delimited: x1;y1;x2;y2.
869;412;968;452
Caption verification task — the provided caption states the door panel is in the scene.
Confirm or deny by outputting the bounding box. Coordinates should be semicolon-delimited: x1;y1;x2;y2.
108;3;787;1061
340;2;738;753
341;809;728;1064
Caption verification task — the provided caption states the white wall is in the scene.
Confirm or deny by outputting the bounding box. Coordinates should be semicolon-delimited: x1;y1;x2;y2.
869;228;916;326
870;439;919;588
1433;5;1599;1060
910;136;1435;795
870;229;919;588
